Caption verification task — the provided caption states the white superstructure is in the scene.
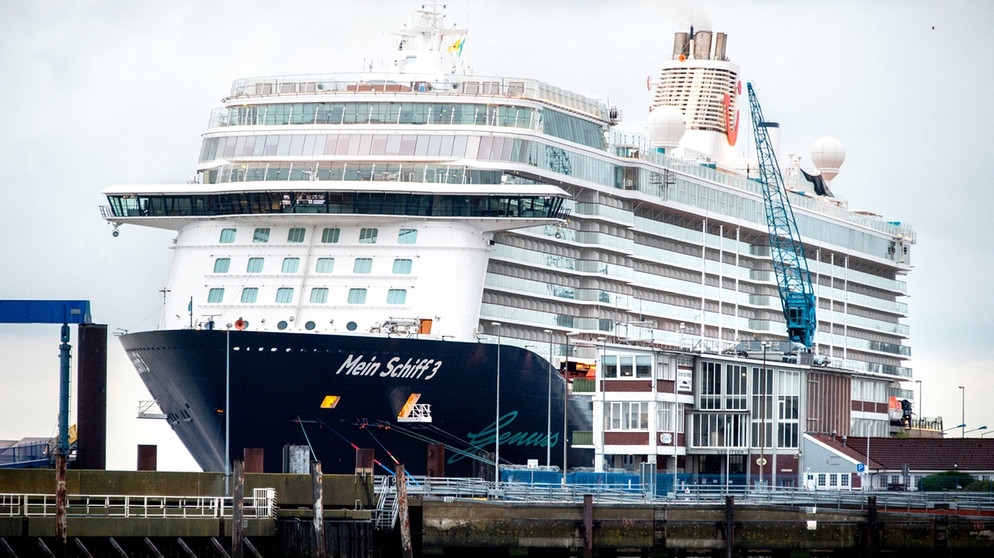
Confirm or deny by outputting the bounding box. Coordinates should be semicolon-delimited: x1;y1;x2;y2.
102;6;917;481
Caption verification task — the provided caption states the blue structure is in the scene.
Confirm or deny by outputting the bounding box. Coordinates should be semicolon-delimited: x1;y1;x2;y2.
747;84;817;347
0;300;92;459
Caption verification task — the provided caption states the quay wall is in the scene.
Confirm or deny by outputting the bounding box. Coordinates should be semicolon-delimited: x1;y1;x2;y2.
0;468;375;508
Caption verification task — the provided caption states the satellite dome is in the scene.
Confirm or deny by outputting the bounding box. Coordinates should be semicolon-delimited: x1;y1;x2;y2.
811;136;845;182
646;105;686;148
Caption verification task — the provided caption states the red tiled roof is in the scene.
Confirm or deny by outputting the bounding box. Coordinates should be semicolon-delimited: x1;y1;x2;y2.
811;434;994;472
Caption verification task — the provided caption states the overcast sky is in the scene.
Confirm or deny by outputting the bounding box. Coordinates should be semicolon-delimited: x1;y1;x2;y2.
2;0;992;471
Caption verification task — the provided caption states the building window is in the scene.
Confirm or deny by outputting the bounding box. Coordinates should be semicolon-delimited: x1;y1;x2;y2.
392;258;413;274
219;228;236;243
207;288;224;303
246;258;264;273
275;288;294;304
359;227;378;244
310;288;328;303
240;288;258;303
353;258;373;273
635;355;651;378
213;258;231;273
253;228;270;243
387;289;407;304
287;227;306;243
282;257;300;273
818;474;827;487
618;356;634;377
398;228;418;244
315;257;335;273
602;355;617;378
606;401;648;431
321;227;341;243
347;288;367;304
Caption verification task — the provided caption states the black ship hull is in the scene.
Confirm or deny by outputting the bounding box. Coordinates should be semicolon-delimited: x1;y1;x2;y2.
120;330;592;476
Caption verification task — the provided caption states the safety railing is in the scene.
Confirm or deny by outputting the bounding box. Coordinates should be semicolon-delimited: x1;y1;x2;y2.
0;488;277;520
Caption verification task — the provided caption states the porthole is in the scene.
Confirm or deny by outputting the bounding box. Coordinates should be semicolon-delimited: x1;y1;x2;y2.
305;321;316;330
277;321;288;330
346;321;358;331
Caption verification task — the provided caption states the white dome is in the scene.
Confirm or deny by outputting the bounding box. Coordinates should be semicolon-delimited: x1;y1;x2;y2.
811;136;845;181
646;106;686;148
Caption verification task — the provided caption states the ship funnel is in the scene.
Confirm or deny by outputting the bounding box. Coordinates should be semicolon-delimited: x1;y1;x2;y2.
714;32;728;61
672;32;689;59
694;31;712;60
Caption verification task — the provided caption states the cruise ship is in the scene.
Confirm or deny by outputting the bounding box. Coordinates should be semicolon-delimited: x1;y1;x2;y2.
102;4;916;483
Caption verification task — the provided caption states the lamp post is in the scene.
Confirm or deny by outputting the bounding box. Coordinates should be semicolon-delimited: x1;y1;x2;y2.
597;336;606;473
225;324;231;497
981;430;994;437
544;329;553;467
492;322;502;485
563;331;578;484
758;342;769;489
942;423;966;436
959;386;965;438
964;425;988;436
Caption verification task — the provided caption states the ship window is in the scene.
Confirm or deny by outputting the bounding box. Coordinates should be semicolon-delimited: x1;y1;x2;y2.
277;320;288;330
214;258;231;273
253;228;270;243
246;258;264;273
315;258;335;273
359;227;378;243
392;259;412;274
275;288;294;304
353;258;373;273
287;227;306;243
241;288;258;303
321;227;341;243
282;257;300;273
310;288;329;303
207;288;224;303
347;288;367;304
398;228;418;244
387;289;407;304
219;228;236;243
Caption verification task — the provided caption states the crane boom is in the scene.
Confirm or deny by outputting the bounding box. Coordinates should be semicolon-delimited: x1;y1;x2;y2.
746;83;817;347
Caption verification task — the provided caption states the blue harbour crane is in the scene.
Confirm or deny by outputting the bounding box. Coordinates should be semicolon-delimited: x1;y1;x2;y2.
746;83;817;348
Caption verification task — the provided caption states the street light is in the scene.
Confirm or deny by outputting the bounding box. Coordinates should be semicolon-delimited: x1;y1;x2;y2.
492;322;502;485
964;425;988;436
942;423;966;434
563;330;579;484
981;430;994;438
597;336;606;473
225;324;232;497
758;342;769;489
543;329;553;467
959;386;965;438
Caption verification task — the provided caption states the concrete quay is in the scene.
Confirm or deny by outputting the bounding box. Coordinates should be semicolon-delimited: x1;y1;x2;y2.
2;469;994;557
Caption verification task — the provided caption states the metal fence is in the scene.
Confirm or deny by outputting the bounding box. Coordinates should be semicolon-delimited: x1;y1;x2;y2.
0;488;277;519
379;474;994;514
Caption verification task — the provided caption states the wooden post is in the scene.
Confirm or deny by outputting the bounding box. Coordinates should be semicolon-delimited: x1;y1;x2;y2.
725;495;735;558
583;493;593;557
397;464;413;558
55;453;67;549
312;461;325;557
232;459;244;558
